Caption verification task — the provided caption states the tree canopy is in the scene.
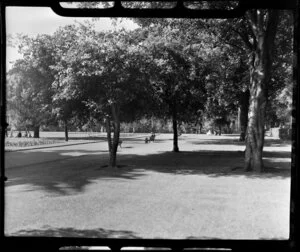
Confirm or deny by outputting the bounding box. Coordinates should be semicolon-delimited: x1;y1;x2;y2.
7;10;293;169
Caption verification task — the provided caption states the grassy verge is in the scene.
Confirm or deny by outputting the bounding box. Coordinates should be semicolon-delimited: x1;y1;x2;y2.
5;138;64;148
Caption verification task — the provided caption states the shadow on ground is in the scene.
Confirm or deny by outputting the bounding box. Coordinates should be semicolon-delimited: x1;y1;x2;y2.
5;139;291;195
5;148;145;195
190;137;291;147
9;226;141;238
9;227;287;240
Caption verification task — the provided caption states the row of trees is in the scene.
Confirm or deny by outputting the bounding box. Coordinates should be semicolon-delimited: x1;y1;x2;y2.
7;9;293;171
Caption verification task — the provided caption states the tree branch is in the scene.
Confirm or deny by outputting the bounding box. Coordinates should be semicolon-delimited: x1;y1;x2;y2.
246;10;259;37
257;10;264;33
219;33;247;52
231;27;253;50
242;17;257;50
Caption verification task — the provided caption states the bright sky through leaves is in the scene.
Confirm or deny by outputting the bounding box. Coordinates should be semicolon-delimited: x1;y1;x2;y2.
6;7;138;69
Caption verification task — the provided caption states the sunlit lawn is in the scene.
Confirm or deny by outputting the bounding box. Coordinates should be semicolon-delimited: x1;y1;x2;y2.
5;131;104;150
5;134;291;239
5;132;149;151
5;137;64;148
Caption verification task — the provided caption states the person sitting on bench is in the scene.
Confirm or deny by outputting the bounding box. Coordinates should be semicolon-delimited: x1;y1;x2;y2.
149;133;155;142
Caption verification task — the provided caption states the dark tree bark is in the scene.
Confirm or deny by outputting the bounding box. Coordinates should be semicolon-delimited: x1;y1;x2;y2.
244;10;279;172
172;104;179;152
105;103;120;168
33;126;40;138
64;120;69;142
106;117;112;153
239;89;250;141
105;117;117;168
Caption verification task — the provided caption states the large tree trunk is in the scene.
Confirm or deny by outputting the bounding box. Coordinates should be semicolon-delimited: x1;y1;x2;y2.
105;103;120;168
244;10;279;172
33;126;40;138
64;120;69;142
172;104;179;152
239;89;250;141
244;80;266;172
105;117;117;168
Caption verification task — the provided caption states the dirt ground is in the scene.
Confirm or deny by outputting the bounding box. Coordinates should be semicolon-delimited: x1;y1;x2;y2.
4;134;291;239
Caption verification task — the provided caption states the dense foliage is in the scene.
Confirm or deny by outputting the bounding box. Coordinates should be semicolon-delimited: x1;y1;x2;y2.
7;11;293;169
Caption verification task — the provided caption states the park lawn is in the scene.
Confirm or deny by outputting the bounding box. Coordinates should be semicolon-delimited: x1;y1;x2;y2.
5;131;107;151
4;134;291;239
5;137;64;148
4;132;154;151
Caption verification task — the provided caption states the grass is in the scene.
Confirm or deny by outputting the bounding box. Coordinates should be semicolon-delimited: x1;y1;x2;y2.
5;131;105;150
4;132;150;150
5;134;291;239
5;137;64;148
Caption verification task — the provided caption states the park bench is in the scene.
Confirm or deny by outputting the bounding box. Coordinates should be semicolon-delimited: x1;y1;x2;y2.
149;134;155;142
145;133;156;143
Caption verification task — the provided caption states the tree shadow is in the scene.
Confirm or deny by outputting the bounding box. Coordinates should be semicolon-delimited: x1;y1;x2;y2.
186;235;288;240
190;138;245;146
185;236;223;240
263;151;291;158
263;139;292;147
9;226;141;239
190;138;291;148
5;148;145;195
5;146;291;196
118;150;291;179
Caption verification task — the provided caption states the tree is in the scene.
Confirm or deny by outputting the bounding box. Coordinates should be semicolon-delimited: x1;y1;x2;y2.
141;24;207;152
134;8;293;172
211;10;280;171
133;17;252;140
201;45;249;136
204;10;290;171
265;11;293;128
51;25;91;141
242;10;280;171
7;34;55;137
55;25;152;167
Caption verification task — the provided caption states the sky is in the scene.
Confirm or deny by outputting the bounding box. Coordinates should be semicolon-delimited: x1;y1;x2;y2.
6;7;138;69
